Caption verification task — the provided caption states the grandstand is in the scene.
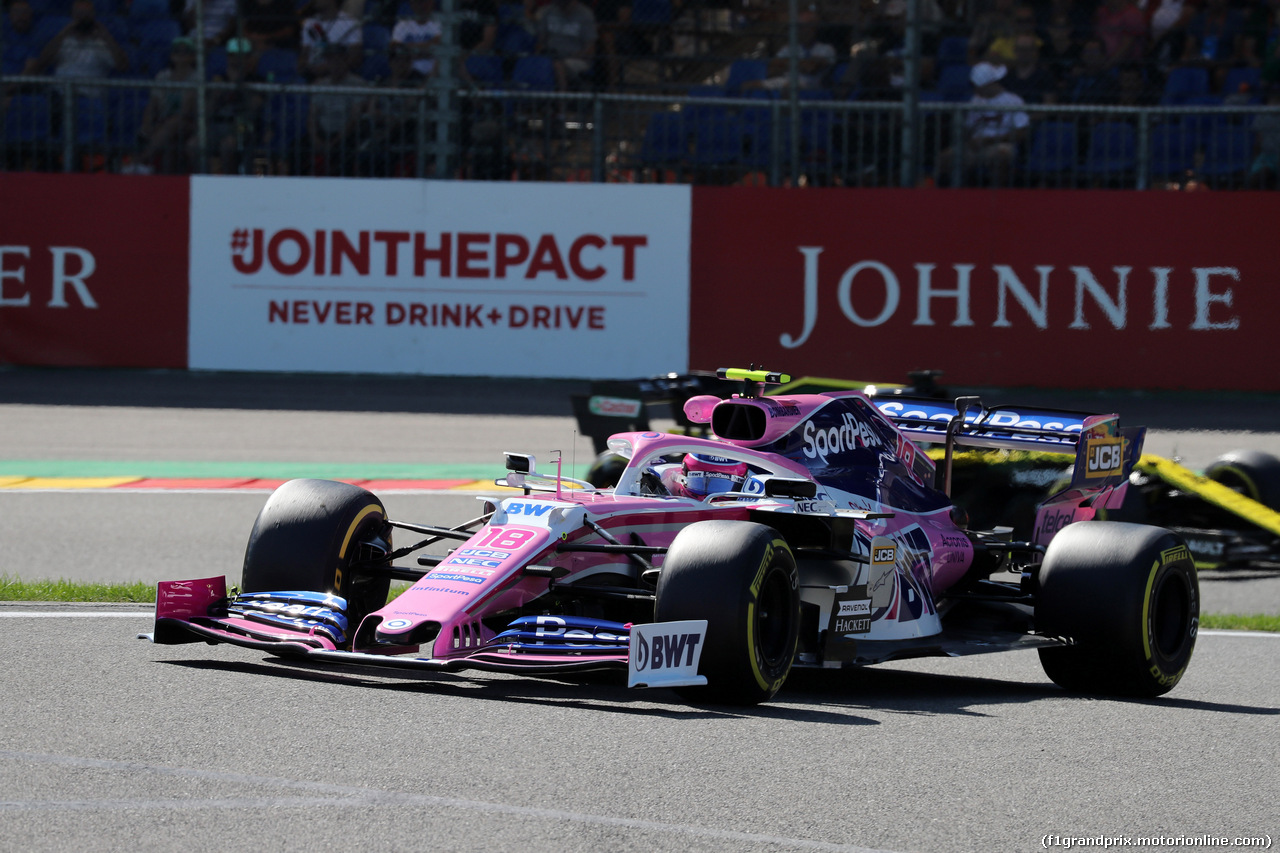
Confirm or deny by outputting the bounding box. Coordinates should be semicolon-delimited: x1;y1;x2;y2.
1;0;1277;188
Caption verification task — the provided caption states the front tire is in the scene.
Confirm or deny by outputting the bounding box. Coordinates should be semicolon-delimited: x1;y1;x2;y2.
1036;521;1198;697
654;521;800;705
1205;450;1280;511
241;479;392;645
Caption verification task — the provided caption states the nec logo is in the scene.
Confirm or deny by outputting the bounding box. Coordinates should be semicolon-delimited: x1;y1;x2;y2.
1085;439;1123;478
873;547;896;563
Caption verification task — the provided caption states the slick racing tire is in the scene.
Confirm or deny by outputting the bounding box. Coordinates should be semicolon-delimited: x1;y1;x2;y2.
1205;450;1280;511
585;452;627;489
1035;521;1198;698
241;479;392;646
654;521;800;705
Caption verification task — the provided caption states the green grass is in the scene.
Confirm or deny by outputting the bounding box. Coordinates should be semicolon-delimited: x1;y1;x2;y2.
1;576;1277;632
1199;612;1280;632
0;575;158;603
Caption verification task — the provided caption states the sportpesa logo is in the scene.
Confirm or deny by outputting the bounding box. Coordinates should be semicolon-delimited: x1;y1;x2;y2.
803;412;882;464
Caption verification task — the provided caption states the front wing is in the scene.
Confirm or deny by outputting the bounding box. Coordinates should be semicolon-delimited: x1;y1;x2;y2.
138;576;707;689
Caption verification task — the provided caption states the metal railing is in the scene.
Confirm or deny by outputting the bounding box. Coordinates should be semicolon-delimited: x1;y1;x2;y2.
2;75;1276;189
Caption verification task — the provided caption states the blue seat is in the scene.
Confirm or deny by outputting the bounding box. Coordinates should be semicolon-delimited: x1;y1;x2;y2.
128;0;169;19
1082;121;1136;175
257;47;301;82
1025;121;1078;174
264;92;308;153
3;93;53;143
511;54;555;90
108;87;149;147
205;46;228;79
1223;66;1262;101
497;24;536;56
1161;65;1209;105
131;17;180;49
361;52;391;81
937;35;969;66
74;95;109;145
692;112;743;165
936;63;972;102
465;53;504;86
725;58;767;93
1148;123;1196;177
363;23;390;52
1201;126;1252;176
32;14;70;43
639;110;689;165
631;0;672;25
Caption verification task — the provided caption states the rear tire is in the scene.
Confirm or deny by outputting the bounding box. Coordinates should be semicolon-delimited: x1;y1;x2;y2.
654;521;800;705
241;479;392;645
1205;450;1280;511
1036;521;1198;697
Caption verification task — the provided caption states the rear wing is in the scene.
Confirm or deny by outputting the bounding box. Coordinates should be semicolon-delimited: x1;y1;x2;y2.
872;396;1093;453
871;396;1144;496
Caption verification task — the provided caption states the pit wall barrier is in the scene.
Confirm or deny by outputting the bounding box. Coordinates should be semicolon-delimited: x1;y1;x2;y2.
3;174;1277;391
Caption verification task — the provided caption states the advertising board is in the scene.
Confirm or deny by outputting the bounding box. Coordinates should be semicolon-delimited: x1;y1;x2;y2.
0;174;189;368
188;178;692;377
689;188;1279;390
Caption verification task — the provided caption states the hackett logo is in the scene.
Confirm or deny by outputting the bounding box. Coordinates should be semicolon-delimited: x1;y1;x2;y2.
779;247;1242;348
228;228;648;281
0;246;99;309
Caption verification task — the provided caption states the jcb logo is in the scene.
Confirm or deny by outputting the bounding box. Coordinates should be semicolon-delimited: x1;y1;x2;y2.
873;547;895;563
1085;439;1123;478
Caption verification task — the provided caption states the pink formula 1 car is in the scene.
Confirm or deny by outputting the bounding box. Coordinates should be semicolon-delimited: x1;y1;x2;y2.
141;369;1199;704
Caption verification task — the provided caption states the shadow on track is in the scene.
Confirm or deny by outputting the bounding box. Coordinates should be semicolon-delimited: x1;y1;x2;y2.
0;367;589;417
156;652;1277;722
5;367;1280;429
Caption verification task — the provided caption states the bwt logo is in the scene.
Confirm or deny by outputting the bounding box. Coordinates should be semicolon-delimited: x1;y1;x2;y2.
633;631;703;671
1085;439;1123;477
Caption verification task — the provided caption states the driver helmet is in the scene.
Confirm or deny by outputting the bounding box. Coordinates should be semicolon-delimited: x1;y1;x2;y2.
680;453;749;498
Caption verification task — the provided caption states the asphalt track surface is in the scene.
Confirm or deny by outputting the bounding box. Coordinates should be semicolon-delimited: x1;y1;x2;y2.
1;368;1278;852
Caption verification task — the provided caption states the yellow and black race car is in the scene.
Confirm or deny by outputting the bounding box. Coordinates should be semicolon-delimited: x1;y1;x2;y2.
572;372;1280;571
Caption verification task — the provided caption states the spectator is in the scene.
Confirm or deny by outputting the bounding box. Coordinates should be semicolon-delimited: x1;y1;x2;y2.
392;0;442;78
1247;83;1280;187
536;0;597;90
301;0;363;78
1041;8;1083;92
190;37;265;174
938;61;1029;184
987;4;1040;64
744;10;838;92
1069;37;1120;102
3;0;42;76
457;0;498;57
132;36;200;173
1144;0;1199;70
1005;33;1059;102
1095;0;1148;66
596;0;659;91
1114;61;1157;104
357;42;427;175
1243;0;1279;85
184;0;238;46
1184;0;1246;69
26;0;129;88
241;0;300;52
968;0;1019;63
308;42;364;173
